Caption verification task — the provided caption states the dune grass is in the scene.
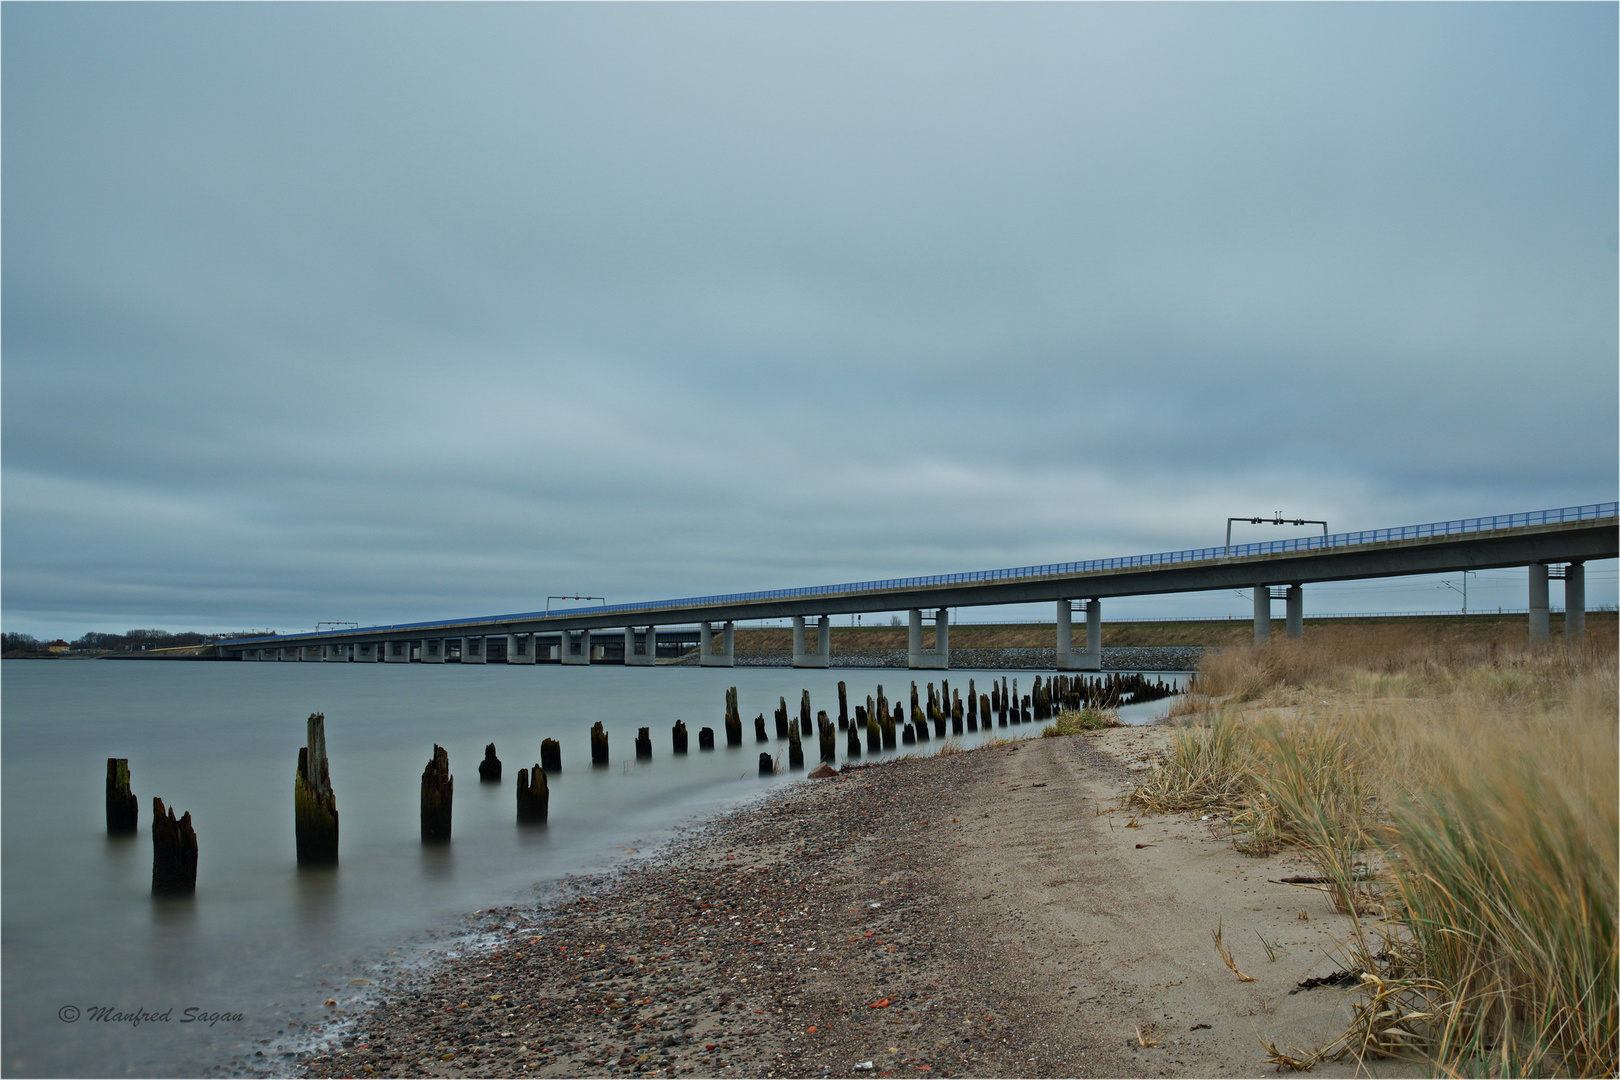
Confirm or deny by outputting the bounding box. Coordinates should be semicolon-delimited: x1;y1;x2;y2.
1134;638;1617;1076
1040;708;1123;737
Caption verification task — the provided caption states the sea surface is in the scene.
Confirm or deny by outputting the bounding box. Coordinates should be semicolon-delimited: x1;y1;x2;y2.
1;660;1183;1077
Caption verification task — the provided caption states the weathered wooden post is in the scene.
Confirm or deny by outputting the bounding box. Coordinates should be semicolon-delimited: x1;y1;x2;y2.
673;720;690;753
775;698;790;739
590;722;609;766
951;691;963;735
699;726;716;750
151;797;197;895
967;679;977;728
295;713;338;865
1022;694;1032;723
725;688;743;745
516;765;549;823
981;693;992;727
479;742;502;782
846;718;862;758
787;724;804;770
881;702;897;750
865;705;882;753
837;681;849;729
541;738;562;773
817;711;836;763
910;682;924;728
799;690;812;735
421;745;453;841
759;752;775;776
902;723;917;746
991;682;1001;715
1010;679;1020;724
106;758;138;835
635;727;652;760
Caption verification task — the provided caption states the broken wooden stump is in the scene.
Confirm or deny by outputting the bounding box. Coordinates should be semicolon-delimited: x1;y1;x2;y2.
759;752;775;776
635;727;652;760
295;712;339;866
541;737;562;773
673;720;689;754
516;765;549;824
151;797;197;895
883;703;899;750
787;724;804;770
699;726;715;750
837;681;849;729
775;697;790;739
106;758;137;835
754;714;768;743
846;720;862;758
420;745;453;842
967;679;978;727
725;687;743;746
951;691;964;735
817;711;836;763
865;705;882;754
902;724;917;746
479;742;502;782
799;690;812;735
590;722;609;766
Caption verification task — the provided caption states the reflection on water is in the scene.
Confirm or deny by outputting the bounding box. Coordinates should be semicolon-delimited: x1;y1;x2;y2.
2;659;1183;1077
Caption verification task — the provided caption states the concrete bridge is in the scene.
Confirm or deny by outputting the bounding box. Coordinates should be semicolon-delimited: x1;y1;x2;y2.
219;502;1617;670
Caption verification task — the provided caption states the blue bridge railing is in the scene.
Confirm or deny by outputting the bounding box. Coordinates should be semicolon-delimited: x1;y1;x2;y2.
224;501;1617;644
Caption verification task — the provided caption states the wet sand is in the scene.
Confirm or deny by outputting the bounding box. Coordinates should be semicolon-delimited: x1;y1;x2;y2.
298;730;1420;1079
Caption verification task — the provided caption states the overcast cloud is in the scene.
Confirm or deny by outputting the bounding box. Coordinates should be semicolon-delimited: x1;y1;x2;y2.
4;3;1616;638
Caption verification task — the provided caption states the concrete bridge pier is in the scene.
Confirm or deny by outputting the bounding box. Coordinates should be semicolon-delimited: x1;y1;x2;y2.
1528;563;1551;645
699;621;735;667
908;608;949;670
384;641;411;663
510;633;536;664
560;629;593;666
792;615;831;668
1055;600;1103;671
421;639;444;663
1285;585;1304;640
624;626;656;666
1565;562;1586;641
1253;586;1272;643
462;636;486;664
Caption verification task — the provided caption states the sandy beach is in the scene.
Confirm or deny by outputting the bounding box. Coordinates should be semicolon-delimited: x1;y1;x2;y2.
297;729;1422;1079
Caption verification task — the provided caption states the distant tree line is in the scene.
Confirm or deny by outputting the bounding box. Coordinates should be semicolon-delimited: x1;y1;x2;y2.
2;629;276;655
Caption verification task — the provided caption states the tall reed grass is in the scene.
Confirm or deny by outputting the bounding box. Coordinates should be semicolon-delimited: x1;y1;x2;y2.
1135;640;1617;1076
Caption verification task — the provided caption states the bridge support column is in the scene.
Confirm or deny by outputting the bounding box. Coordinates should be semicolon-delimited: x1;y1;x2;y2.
1285;585;1304;640
508;633;535;664
421;638;444;663
1055;600;1102;670
356;641;381;662
624;626;656;666
792;616;830;668
384;641;410;663
462;636;486;664
1565;562;1586;642
1528;563;1550;645
699;621;735;667
908;608;949;669
1253;586;1272;643
281;647;297;661
301;645;321;661
560;629;592;665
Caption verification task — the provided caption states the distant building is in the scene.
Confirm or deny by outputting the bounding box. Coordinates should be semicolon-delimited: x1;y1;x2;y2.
47;640;70;653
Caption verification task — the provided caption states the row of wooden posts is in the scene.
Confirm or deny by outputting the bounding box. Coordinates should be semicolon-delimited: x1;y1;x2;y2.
109;672;1177;895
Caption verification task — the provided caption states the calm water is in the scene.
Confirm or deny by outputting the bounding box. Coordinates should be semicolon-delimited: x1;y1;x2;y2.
2;660;1182;1077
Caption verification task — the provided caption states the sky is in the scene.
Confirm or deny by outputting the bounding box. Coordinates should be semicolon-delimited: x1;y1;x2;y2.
4;3;1616;640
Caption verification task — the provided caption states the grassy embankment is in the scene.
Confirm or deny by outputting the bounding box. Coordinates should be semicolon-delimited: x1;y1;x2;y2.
1131;632;1617;1076
733;613;1615;651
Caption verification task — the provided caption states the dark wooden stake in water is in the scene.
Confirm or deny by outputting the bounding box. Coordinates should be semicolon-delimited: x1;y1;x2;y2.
590;722;609;766
951;691;964;735
902;724;917;745
516;765;549;824
420;745;453;842
967;679;978;728
478;742;502;782
883;703;899;750
699;726;716;750
635;727;653;760
846;718;863;758
800;690;813;735
817;710;836;763
787;724;804;770
673;720;689;754
754;714;768;743
759;752;775;776
294;712;338;866
541;738;562;774
106;757;137;835
865;705;882;754
725;687;743;746
151;797;197;895
775;697;790;739
981;694;992;729
837;681;849;729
